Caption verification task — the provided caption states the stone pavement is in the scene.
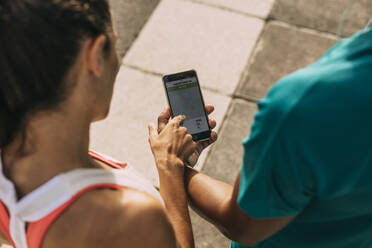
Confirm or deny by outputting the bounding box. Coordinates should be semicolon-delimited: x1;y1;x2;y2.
3;1;369;248
89;0;371;247
109;0;161;58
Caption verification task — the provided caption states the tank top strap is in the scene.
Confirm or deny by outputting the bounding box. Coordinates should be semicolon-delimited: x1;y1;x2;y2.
15;168;161;221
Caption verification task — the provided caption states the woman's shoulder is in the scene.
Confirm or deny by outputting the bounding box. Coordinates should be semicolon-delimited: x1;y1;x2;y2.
42;187;176;248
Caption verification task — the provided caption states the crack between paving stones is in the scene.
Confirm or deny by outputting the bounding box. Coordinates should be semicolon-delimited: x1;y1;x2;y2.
200;97;236;173
232;18;338;104
267;18;340;39
233;95;258;104
233;16;267;100
181;0;267;20
122;63;164;77
121;64;233;98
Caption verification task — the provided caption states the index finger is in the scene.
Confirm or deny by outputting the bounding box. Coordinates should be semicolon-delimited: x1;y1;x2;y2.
158;107;171;133
170;115;186;126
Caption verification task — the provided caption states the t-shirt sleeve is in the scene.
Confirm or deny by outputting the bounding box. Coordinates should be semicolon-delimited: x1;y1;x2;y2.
238;76;315;219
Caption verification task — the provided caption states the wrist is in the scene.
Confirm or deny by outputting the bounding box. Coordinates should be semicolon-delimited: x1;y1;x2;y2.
184;166;199;192
158;169;187;202
155;155;184;173
155;156;185;180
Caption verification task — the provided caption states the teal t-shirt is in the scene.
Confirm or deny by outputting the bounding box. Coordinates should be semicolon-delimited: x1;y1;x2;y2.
232;28;372;248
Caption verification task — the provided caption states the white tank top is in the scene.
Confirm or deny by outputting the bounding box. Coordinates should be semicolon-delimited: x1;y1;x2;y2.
0;150;163;248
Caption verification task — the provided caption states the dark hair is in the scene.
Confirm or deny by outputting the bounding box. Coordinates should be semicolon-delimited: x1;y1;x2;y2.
0;0;112;149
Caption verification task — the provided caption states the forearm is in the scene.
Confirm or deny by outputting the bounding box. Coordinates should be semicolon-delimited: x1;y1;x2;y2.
159;170;194;248
184;166;236;238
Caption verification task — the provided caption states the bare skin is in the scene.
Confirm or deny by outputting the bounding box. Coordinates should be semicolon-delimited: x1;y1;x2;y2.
156;107;296;247
0;235;8;245
0;21;193;248
148;116;196;248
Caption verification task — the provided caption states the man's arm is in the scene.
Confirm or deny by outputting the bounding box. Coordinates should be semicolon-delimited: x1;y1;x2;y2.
185;168;295;246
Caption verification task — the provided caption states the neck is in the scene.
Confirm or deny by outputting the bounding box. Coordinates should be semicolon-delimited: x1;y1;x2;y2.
2;108;97;198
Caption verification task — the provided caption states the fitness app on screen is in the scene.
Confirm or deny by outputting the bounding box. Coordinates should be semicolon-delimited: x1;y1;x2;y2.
163;70;211;141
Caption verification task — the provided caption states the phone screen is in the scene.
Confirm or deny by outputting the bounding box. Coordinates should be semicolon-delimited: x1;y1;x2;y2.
164;71;211;141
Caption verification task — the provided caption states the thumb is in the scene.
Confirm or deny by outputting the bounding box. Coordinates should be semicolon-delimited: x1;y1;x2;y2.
148;123;158;137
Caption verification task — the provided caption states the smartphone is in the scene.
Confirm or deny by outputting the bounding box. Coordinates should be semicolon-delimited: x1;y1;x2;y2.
163;70;211;142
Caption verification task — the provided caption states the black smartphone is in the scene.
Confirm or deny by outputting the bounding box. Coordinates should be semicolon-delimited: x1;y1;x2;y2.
163;70;211;142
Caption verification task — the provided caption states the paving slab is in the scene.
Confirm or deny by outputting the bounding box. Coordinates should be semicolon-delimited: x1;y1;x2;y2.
202;99;257;184
190;208;230;248
109;0;160;58
90;66;231;185
235;21;337;102
192;0;275;19
270;0;372;37
124;0;264;96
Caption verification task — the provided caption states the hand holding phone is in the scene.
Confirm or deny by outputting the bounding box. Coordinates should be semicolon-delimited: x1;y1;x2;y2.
163;70;211;142
156;105;218;167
